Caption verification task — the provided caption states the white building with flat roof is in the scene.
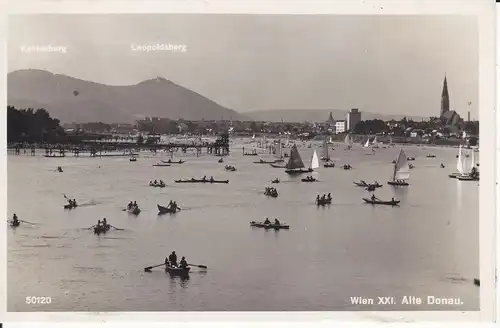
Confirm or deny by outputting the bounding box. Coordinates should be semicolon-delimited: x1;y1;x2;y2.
346;108;362;131
335;120;346;134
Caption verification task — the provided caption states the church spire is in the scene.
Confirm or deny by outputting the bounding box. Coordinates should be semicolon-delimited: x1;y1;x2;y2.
441;74;448;97
440;74;450;117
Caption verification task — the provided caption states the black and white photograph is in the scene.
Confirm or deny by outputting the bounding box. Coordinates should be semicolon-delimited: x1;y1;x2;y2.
4;2;494;317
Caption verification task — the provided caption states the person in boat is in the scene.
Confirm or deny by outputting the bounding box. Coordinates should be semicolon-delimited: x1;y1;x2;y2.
321;194;326;202
172;201;178;211
12;214;19;225
103;218;108;229
371;194;377;201
128;201;133;209
264;218;271;225
471;166;477;177
168;159;172;163
374;181;379;186
210;176;214;182
440;163;445;168
327;193;332;201
179;256;188;269
169;251;178;267
202;176;206;181
97;219;102;227
274;218;281;225
316;195;320;203
391;198;395;202
165;257;170;267
154;180;158;185
159;180;164;185
72;199;77;206
133;201;137;207
149;181;153;186
167;200;173;209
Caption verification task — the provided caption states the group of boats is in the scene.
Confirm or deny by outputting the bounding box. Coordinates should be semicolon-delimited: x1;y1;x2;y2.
449;145;480;181
175;177;229;184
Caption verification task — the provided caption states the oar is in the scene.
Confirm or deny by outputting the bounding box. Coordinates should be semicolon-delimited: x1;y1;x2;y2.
19;219;38;225
188;263;208;269
87;225;96;230
110;225;124;230
144;263;166;272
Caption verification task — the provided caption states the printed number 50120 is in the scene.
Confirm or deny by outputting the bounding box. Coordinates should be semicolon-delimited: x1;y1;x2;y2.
26;296;51;304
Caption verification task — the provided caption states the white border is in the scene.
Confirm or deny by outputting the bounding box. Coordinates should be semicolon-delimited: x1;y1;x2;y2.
0;0;496;324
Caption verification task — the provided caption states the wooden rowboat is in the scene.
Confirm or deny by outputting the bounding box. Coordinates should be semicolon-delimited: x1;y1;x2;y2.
363;198;400;206
250;221;289;229
157;204;177;214
175;179;229;184
165;265;190;275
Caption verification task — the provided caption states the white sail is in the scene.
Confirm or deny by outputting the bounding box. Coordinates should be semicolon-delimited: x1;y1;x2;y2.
322;139;329;158
276;139;282;158
364;138;370;148
311;150;320;169
392;149;410;180
344;134;353;146
456;145;464;174
463;150;474;174
372;136;378;145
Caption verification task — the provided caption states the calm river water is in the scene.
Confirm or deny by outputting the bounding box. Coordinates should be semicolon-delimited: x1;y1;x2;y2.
7;141;479;311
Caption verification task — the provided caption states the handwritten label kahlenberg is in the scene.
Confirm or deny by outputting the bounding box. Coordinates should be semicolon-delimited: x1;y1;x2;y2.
20;45;67;54
350;296;463;305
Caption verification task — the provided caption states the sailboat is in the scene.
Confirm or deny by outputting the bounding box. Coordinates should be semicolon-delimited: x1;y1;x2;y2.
321;138;331;161
457;149;479;181
363;138;371;148
387;149;410;186
344;134;353;150
273;138;284;162
372;136;379;148
449;145;466;178
285;144;314;174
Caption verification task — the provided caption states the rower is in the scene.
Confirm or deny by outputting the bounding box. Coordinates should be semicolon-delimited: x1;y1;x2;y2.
73;199;77;206
210;176;214;182
128;201;133;209
371;194;376;201
159;180;164;185
165;257;170;267
172;201;178;210
133;201;137;207
264;218;271;224
167;200;173;209
12;214;19;225
316;195;320;203
169;251;178;267
391;198;395;202
327;193;332;200
274;218;280;225
179;256;188;269
97;219;102;227
321;194;326;201
103;218;108;228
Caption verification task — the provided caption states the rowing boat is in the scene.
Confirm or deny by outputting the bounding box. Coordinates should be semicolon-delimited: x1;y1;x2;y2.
10;221;20;227
128;207;141;215
153;164;171;167
161;160;185;164
165;265;190;275
94;224;111;234
175;179;229;184
149;183;166;188
64;204;77;209
264;191;278;198
301;178;317;182
253;160;279;164
269;163;287;168
353;181;368;187
244;153;258;156
316;198;332;206
157;204;178;214
362;198;400;206
250;221;290;229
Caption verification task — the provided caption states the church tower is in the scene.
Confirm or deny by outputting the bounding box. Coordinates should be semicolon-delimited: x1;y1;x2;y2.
440;75;449;117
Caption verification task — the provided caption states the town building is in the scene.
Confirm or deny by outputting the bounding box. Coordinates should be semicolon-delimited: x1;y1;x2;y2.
439;75;463;127
346;108;361;131
335;120;346;134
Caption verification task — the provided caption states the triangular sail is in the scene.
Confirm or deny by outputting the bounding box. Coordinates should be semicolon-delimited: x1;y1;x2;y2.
392;149;410;180
323;139;329;158
286;144;305;169
276;139;282;158
372;136;378;145
311;150;320;169
364;138;370;148
344;134;353;146
456;145;464;174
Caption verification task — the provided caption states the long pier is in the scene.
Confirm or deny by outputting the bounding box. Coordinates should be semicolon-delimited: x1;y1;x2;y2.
8;140;230;158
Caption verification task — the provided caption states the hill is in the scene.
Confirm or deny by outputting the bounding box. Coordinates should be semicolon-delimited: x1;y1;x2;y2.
7;69;248;123
245;109;426;123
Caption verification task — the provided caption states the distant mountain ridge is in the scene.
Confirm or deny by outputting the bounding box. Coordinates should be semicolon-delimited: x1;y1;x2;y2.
7;69;248;123
244;109;426;123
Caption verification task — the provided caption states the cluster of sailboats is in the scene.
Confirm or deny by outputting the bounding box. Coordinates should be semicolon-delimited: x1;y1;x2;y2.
449;145;479;181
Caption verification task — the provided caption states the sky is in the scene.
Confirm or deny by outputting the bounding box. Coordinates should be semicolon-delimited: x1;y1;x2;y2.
8;14;478;118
